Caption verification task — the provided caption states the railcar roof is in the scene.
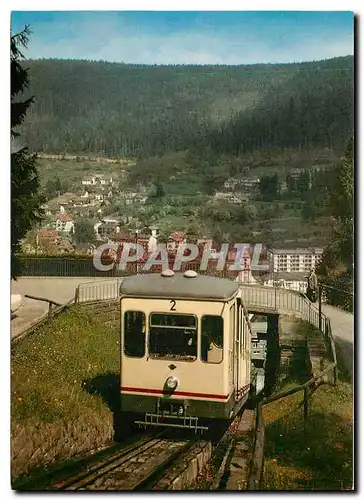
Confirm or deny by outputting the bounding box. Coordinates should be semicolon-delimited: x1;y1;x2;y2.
119;273;240;301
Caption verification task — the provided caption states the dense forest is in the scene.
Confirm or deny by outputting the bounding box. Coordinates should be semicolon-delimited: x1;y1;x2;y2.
21;56;353;158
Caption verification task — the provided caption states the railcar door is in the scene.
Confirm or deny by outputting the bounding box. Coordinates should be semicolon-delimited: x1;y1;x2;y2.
230;302;240;396
234;300;241;396
237;298;250;391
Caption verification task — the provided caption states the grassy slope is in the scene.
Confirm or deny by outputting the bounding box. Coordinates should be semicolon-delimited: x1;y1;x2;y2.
262;318;353;490
11;306;120;480
262;382;353;490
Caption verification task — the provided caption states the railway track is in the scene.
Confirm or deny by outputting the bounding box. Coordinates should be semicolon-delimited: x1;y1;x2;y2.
17;410;255;491
52;431;197;491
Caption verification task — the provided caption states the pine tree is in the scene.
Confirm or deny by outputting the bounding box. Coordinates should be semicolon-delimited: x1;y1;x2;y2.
11;26;44;278
155;182;165;200
316;138;354;311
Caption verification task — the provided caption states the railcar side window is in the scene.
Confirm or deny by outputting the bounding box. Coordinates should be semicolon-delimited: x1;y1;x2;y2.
124;311;146;358
149;313;197;361
201;316;223;363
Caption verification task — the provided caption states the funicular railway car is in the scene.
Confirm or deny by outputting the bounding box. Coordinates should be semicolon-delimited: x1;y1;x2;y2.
119;269;254;432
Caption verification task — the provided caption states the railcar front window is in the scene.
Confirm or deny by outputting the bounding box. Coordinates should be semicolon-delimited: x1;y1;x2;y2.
124;311;146;358
149;313;197;361
201;315;224;363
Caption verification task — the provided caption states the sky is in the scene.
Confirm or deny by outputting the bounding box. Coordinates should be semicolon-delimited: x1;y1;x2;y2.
10;10;354;65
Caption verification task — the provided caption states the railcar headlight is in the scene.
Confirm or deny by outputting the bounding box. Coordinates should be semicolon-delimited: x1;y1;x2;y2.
166;376;179;390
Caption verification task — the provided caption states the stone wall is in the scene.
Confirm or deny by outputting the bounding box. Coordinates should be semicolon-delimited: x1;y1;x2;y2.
12;416;114;481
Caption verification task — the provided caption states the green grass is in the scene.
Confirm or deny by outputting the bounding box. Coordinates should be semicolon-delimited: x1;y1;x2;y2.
262;382;353;490
37;158;123;187
11;305;121;480
262;318;353;490
12;306;119;423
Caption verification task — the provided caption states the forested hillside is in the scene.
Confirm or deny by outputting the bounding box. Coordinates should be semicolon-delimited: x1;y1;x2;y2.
22;56;353;157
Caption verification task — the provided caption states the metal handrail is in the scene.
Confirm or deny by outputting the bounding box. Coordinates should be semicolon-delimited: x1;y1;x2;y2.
75;278;123;303
248;359;337;490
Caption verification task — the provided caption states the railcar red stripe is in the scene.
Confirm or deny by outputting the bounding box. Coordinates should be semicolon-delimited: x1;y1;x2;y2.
121;386;229;400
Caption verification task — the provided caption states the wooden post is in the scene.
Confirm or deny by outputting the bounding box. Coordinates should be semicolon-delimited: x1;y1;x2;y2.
318;285;322;332
333;364;338;387
48;302;52;317
75;286;80;304
274;280;277;310
303;387;309;439
308;303;311;325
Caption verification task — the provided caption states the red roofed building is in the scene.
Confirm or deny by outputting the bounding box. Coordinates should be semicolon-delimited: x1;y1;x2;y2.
56;214;75;234
37;229;59;243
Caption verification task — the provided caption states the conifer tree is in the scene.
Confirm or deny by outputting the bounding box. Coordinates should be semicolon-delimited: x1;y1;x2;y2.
316;138;354;311
11;26;44;278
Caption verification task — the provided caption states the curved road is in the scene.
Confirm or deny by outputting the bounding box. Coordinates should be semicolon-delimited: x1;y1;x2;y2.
322;304;354;380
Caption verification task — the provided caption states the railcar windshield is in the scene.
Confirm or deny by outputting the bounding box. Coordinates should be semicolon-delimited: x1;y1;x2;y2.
149;313;197;361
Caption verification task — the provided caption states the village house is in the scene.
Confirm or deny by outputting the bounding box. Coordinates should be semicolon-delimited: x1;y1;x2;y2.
37;228;59;243
237;176;261;193
99;174;113;186
135;194;147;205
167;231;186;253
102;216;121;224
213;191;244;204
41;203;53;216
97;221;121;239
71;195;90;208
55;214;75;234
110;233;150;261
119;190;140;205
214;191;234;201
48;192;77;212
82;175;97;186
223;178;239;190
94;191;104;202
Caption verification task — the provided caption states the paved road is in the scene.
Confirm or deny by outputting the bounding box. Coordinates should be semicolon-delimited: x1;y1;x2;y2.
11;278;112;339
322;304;354;380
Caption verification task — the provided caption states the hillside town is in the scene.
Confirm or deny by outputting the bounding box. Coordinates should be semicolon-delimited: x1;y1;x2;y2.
18;167;323;292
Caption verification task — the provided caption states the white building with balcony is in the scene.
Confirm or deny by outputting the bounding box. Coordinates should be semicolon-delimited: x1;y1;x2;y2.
270;247;323;274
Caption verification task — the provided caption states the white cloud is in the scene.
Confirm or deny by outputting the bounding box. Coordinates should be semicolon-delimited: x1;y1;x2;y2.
25;18;354;64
